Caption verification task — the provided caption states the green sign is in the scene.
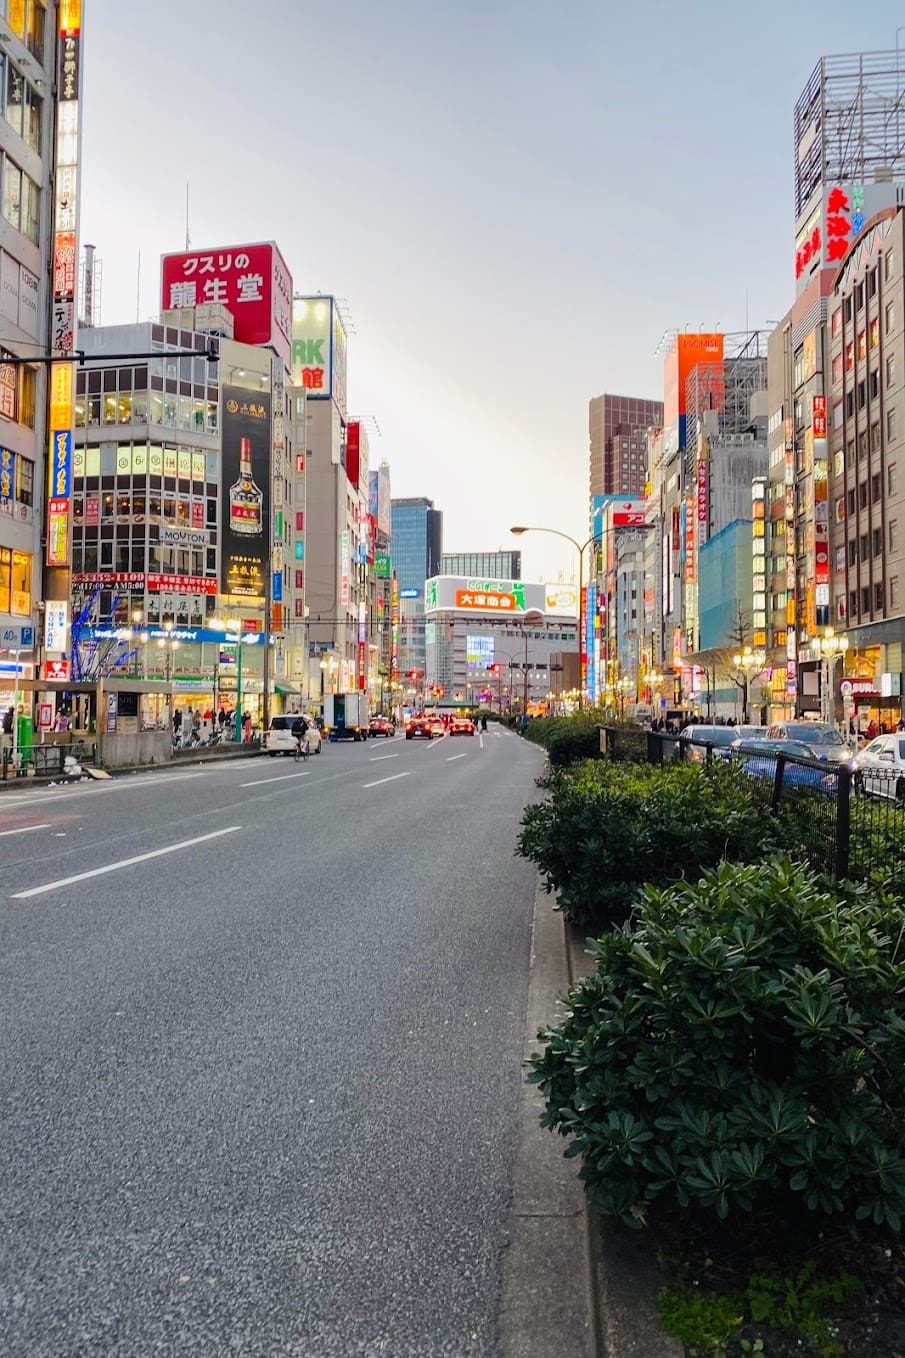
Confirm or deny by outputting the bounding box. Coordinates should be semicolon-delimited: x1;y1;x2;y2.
374;554;391;578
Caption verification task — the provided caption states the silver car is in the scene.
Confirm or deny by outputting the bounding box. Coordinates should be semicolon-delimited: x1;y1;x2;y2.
852;733;905;799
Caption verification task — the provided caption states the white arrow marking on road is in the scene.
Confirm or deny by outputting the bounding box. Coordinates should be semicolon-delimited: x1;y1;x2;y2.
0;822;51;837
446;753;468;762
240;772;311;787
362;772;412;789
11;826;240;899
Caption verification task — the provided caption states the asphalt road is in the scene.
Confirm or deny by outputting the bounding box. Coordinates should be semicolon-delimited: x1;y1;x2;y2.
0;725;546;1357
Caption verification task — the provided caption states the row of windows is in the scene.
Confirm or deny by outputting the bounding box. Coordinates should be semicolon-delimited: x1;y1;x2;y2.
849;583;887;619
70;491;218;529
75;389;220;433
1;149;39;242
832;253;896;333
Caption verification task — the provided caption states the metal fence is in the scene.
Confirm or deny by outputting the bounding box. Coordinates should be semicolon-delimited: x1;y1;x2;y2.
1;738;96;783
602;727;905;892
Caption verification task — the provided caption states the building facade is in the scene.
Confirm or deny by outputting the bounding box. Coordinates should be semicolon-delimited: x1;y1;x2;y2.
390;496;442;680
588;392;662;501
441;549;521;579
1;1;74;705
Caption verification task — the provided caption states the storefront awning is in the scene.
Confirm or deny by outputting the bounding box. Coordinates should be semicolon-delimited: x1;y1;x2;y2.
275;683;301;696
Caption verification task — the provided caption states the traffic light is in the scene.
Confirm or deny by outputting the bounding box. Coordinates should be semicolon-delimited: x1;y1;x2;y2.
488;663;502;675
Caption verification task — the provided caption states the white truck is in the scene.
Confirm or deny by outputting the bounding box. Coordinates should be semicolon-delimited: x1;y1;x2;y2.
324;692;370;742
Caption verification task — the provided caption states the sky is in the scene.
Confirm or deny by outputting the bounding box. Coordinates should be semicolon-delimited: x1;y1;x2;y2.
79;0;905;586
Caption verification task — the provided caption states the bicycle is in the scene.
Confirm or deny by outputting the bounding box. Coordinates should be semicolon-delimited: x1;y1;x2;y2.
294;735;309;763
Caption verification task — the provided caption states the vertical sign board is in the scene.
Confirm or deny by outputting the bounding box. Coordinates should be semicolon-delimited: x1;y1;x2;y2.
219;383;272;600
46;1;82;572
291;297;335;399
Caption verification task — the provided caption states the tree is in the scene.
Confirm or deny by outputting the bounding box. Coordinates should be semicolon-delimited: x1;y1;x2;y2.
69;585;138;682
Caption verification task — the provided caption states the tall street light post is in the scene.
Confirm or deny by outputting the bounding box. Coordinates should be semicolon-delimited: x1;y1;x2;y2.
511;525;596;707
810;627;849;726
732;645;765;725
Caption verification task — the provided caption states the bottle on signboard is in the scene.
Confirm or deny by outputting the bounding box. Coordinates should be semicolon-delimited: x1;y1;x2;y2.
229;437;263;536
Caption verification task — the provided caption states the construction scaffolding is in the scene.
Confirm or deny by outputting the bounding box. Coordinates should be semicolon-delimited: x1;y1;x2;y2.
683;350;768;479
795;50;905;219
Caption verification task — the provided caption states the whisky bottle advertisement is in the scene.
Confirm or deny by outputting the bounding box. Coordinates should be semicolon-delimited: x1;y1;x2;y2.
220;385;272;600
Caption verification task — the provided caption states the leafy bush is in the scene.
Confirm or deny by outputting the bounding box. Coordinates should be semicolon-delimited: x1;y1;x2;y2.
530;858;905;1234
522;710;607;765
517;759;775;929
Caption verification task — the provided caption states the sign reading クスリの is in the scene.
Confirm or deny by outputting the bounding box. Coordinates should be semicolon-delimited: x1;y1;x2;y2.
161;242;292;369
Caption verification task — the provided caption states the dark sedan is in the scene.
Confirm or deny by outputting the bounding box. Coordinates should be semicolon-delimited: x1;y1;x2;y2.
368;715;395;738
405;715;433;740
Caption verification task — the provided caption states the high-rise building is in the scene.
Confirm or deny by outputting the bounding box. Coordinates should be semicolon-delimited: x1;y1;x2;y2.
390;497;442;680
1;2;80;709
765;47;905;722
441;550;521;579
588;393;663;500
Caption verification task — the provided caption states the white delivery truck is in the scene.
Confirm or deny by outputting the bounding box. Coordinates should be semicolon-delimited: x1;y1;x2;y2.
324;692;370;742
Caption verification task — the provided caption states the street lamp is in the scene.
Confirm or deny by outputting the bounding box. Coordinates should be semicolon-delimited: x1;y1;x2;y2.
732;646;766;725
511;525;596;708
810;627;849;726
156;623;179;729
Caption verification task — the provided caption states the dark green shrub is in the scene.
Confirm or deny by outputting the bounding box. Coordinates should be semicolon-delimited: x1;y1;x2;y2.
522;710;607;765
517;759;776;929
530;858;905;1234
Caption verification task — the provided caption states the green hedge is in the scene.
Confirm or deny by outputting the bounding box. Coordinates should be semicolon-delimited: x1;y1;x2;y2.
530;858;905;1235
517;759;776;929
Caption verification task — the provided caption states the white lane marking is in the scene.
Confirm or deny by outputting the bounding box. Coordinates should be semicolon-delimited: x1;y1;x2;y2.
362;771;412;789
240;771;311;787
0;822;51;837
11;826;240;900
447;753;468;762
369;753;400;763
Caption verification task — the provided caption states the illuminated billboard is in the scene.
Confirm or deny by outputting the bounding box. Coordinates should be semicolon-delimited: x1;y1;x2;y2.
663;333;724;447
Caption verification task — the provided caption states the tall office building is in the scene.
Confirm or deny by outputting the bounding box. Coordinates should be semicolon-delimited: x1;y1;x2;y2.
441;549;521;579
390;497;442;679
588;393;663;500
1;2;80;706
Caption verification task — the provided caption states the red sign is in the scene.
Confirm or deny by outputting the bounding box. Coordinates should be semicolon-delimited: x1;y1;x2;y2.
146;573;218;595
611;511;646;526
191;500;204;528
795;225;822;278
346;421;361;487
160;241;292;368
43;659;70;681
53;232;77;300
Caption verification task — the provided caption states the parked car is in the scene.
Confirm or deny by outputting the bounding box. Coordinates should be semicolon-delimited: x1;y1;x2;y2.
264;714;322;756
765;721;852;765
449;715;475;736
405;715;434;740
368;714;395;738
734;738;837;790
677;724;744;762
852;733;905;799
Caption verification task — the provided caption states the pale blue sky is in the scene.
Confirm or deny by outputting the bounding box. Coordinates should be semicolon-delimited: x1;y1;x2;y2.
81;0;905;584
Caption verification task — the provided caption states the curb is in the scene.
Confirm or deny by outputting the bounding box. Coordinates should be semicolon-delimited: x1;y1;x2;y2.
501;883;682;1358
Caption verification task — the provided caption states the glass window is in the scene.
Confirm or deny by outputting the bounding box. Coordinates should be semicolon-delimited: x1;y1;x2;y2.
16;454;32;506
892;521;899;552
22;171;38;243
887;302;896;335
2;157;22;231
11;548;30;614
888;354;897;387
887;251;895;282
5;63;24;135
875;582;885;613
831;308;842;338
889;409;897;442
18;362;35;428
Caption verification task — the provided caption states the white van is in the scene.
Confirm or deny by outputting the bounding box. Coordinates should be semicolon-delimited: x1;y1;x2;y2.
263;714;322;756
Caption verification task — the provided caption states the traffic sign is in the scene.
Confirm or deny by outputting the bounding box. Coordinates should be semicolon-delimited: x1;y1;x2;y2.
1;625;34;649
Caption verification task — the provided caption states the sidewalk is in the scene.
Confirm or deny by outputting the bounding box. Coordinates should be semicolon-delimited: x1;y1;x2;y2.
501;881;682;1358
